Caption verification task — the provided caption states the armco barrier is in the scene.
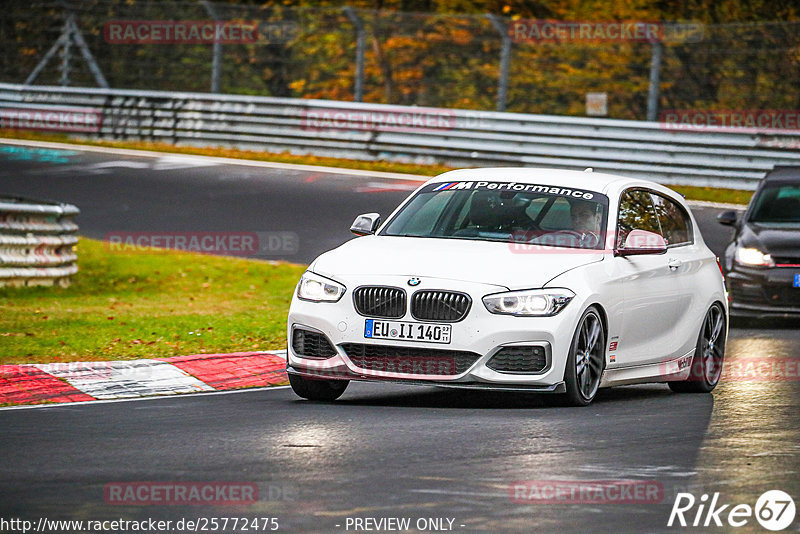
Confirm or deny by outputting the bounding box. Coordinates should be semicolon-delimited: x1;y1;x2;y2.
0;197;79;287
3;83;800;190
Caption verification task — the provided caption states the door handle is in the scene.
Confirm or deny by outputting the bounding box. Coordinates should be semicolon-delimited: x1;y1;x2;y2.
668;258;682;271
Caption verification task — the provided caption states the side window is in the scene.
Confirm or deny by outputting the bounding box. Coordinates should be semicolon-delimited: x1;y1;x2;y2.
652;194;692;246
617;190;662;247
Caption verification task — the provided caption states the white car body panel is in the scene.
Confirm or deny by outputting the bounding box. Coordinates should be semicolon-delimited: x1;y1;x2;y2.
313;235;605;290
287;167;728;394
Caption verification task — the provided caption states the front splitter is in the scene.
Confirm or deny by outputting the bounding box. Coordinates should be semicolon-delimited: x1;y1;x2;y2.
286;366;566;393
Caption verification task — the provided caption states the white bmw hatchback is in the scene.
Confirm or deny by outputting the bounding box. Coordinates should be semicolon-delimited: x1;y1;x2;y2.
287;168;728;405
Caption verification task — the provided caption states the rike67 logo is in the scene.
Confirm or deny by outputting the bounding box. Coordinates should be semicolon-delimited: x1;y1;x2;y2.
668;490;796;530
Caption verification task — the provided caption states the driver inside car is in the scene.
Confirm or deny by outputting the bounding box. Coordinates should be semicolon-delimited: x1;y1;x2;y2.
568;198;603;248
570;198;601;234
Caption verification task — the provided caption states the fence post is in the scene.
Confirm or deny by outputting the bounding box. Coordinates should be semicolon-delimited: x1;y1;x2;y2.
59;19;72;86
67;13;109;88
202;0;223;93
646;40;663;122
486;14;511;112
24;3;108;88
344;7;365;102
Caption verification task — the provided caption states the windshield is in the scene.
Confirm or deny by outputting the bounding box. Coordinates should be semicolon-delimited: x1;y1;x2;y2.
381;181;609;249
748;182;800;224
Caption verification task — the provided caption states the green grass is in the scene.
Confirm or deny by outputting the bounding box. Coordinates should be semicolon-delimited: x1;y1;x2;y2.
1;130;751;205
669;184;752;205
0;238;306;365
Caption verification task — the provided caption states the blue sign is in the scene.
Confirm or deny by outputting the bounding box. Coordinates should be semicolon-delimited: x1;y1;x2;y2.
794;274;800;288
364;319;374;337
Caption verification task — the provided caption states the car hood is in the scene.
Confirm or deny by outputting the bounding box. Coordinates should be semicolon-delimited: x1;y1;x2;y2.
740;222;800;259
311;236;605;290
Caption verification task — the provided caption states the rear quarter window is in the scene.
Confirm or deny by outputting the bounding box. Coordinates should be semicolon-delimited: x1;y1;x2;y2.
652;193;693;246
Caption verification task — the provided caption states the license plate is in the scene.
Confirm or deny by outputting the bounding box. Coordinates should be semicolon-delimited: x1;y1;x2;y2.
364;319;451;344
794;274;800;288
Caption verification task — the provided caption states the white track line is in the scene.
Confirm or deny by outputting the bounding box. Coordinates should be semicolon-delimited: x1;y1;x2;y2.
687;199;747;210
0;385;292;412
0;137;430;182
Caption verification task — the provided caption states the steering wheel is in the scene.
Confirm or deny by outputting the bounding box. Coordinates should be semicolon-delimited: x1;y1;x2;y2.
550;230;583;238
530;229;600;249
579;231;602;249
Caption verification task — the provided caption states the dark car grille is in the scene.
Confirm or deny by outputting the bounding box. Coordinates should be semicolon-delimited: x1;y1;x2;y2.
773;256;800;266
731;282;800;307
764;287;800;306
486;346;548;374
410;290;471;322
292;328;337;358
353;286;406;318
340;343;481;375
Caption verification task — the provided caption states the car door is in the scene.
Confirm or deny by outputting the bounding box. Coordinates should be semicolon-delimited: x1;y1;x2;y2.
612;189;685;367
650;192;703;360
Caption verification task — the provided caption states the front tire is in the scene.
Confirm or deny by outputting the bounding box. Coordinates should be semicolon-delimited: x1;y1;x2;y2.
289;373;349;401
669;303;726;393
559;307;606;406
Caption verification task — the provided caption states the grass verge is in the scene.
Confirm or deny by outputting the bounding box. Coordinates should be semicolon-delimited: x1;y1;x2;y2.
0;238;305;365
1;130;751;205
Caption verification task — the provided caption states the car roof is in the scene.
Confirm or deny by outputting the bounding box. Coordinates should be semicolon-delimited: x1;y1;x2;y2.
764;166;800;182
426;167;683;202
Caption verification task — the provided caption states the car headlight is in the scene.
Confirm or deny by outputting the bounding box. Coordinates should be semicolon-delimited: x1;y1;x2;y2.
482;288;575;317
734;246;774;267
297;271;346;302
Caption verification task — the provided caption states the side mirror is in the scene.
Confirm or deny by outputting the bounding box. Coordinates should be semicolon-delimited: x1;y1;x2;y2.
615;229;668;256
717;210;738;226
350;213;381;236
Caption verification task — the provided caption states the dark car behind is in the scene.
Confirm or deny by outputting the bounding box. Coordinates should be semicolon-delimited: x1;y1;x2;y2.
718;166;800;317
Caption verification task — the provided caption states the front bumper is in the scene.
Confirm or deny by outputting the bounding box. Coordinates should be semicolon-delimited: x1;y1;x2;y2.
727;265;800;317
287;275;581;389
286;366;567;393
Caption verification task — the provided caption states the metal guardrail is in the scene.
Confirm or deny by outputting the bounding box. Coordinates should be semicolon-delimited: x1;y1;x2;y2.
2;83;800;190
0;196;79;287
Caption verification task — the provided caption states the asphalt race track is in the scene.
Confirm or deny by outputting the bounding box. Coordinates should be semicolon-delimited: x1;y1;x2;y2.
0;142;428;264
1;141;799;533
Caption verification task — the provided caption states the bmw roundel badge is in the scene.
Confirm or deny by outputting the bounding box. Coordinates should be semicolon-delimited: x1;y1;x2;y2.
408;277;421;286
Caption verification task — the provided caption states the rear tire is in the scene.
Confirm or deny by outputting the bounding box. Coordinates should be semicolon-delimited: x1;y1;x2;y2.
558;307;606;406
289;373;349;401
669;303;726;393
